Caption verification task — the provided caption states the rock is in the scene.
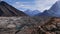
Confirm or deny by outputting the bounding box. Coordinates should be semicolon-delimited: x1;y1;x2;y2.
42;24;57;31
55;31;60;34
7;24;16;28
57;23;60;28
45;32;51;34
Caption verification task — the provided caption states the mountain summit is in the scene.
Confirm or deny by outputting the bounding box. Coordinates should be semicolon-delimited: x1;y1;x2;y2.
36;1;60;17
24;9;41;16
0;1;27;16
48;1;60;16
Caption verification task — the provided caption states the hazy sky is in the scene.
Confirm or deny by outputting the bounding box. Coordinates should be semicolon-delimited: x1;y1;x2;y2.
3;0;58;12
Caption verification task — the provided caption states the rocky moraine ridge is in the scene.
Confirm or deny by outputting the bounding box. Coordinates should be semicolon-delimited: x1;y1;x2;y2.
0;17;38;34
0;17;60;34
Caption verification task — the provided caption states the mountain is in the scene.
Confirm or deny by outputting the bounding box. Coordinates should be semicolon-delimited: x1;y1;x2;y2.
47;1;60;17
24;9;41;16
36;10;54;16
0;1;27;16
36;1;60;17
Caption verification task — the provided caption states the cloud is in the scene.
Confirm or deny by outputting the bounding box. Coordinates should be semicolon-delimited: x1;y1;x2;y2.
12;1;36;11
35;0;58;12
0;0;3;1
11;0;58;12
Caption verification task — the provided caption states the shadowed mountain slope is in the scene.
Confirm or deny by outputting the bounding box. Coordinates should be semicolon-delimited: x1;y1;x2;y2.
0;1;27;16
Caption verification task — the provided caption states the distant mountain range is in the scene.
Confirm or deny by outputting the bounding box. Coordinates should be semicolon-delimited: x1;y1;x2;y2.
24;9;41;16
36;1;60;17
0;1;60;17
0;1;27;16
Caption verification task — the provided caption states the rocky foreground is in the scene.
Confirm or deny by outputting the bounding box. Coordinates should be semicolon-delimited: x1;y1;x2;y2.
0;17;60;34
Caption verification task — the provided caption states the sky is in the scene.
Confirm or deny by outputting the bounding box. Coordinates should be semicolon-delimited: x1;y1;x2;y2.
3;0;58;12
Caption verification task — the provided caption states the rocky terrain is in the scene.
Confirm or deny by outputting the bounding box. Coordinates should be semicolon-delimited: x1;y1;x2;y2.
36;17;60;34
0;16;60;34
0;17;38;34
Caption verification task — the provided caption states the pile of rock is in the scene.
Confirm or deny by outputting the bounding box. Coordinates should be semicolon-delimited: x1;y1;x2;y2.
32;17;60;34
0;17;37;34
0;17;60;34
